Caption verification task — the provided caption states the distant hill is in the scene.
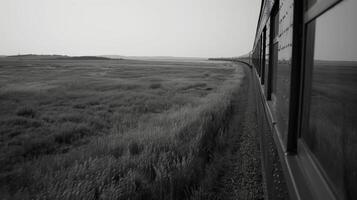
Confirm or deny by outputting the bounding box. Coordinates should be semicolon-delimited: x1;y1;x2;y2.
7;54;68;60
100;55;126;59
101;55;207;62
5;54;117;60
3;54;210;62
62;56;112;60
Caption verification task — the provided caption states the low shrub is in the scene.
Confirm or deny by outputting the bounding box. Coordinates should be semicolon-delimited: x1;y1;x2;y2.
73;104;86;109
149;83;162;89
15;106;37;118
110;146;125;158
54;123;92;144
23;136;56;157
128;141;143;155
180;83;207;91
3;117;42;128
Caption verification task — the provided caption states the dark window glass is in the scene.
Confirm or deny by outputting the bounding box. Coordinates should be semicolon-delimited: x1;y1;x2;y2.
261;30;266;84
304;0;318;11
255;47;258;69
254;43;259;72
267;3;279;100
272;43;278;94
258;38;262;76
273;0;294;141
302;1;357;199
260;37;263;76
256;44;259;71
265;21;270;91
273;8;279;38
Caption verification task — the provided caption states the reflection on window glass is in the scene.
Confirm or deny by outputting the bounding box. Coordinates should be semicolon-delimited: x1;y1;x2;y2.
261;33;265;81
304;0;317;11
261;28;266;85
270;5;279;98
303;1;357;199
273;9;279;38
257;38;260;75
274;0;294;142
265;21;270;89
259;38;262;76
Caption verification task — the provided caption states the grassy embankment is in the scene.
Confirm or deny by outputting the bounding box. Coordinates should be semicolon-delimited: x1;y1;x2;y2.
0;59;244;199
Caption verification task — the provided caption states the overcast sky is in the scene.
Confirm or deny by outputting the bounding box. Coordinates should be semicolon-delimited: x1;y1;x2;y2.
0;0;261;57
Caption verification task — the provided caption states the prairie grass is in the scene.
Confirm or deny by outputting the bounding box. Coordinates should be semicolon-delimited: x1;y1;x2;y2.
0;58;243;199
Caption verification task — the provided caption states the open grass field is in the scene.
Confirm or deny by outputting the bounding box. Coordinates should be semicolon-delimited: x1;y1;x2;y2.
0;58;244;199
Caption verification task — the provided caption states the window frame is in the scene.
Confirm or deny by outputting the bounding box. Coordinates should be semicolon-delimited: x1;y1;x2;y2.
295;0;348;199
298;0;344;162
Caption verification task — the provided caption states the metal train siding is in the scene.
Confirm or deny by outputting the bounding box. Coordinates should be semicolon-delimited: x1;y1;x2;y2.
248;0;357;199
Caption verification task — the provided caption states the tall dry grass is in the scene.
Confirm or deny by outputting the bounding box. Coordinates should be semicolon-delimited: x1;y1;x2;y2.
0;60;244;199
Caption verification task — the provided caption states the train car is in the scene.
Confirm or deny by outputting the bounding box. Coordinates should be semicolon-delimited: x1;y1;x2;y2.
249;0;357;199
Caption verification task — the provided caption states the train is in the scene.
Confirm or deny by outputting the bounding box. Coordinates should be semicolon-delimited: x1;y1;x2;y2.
247;0;357;199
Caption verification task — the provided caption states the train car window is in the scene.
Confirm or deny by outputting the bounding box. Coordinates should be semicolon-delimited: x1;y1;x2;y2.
265;22;270;93
304;0;318;11
259;35;264;77
256;41;258;74
304;0;342;23
252;51;254;67
260;37;263;77
255;45;259;72
302;0;357;198
273;0;294;143
254;44;257;72
267;2;279;100
271;44;278;96
254;43;259;73
257;39;262;77
261;29;266;85
273;9;279;40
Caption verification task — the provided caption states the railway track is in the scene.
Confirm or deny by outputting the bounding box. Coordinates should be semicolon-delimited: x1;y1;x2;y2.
212;63;264;200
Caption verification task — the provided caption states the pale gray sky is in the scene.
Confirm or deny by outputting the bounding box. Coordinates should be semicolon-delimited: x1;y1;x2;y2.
0;0;261;57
